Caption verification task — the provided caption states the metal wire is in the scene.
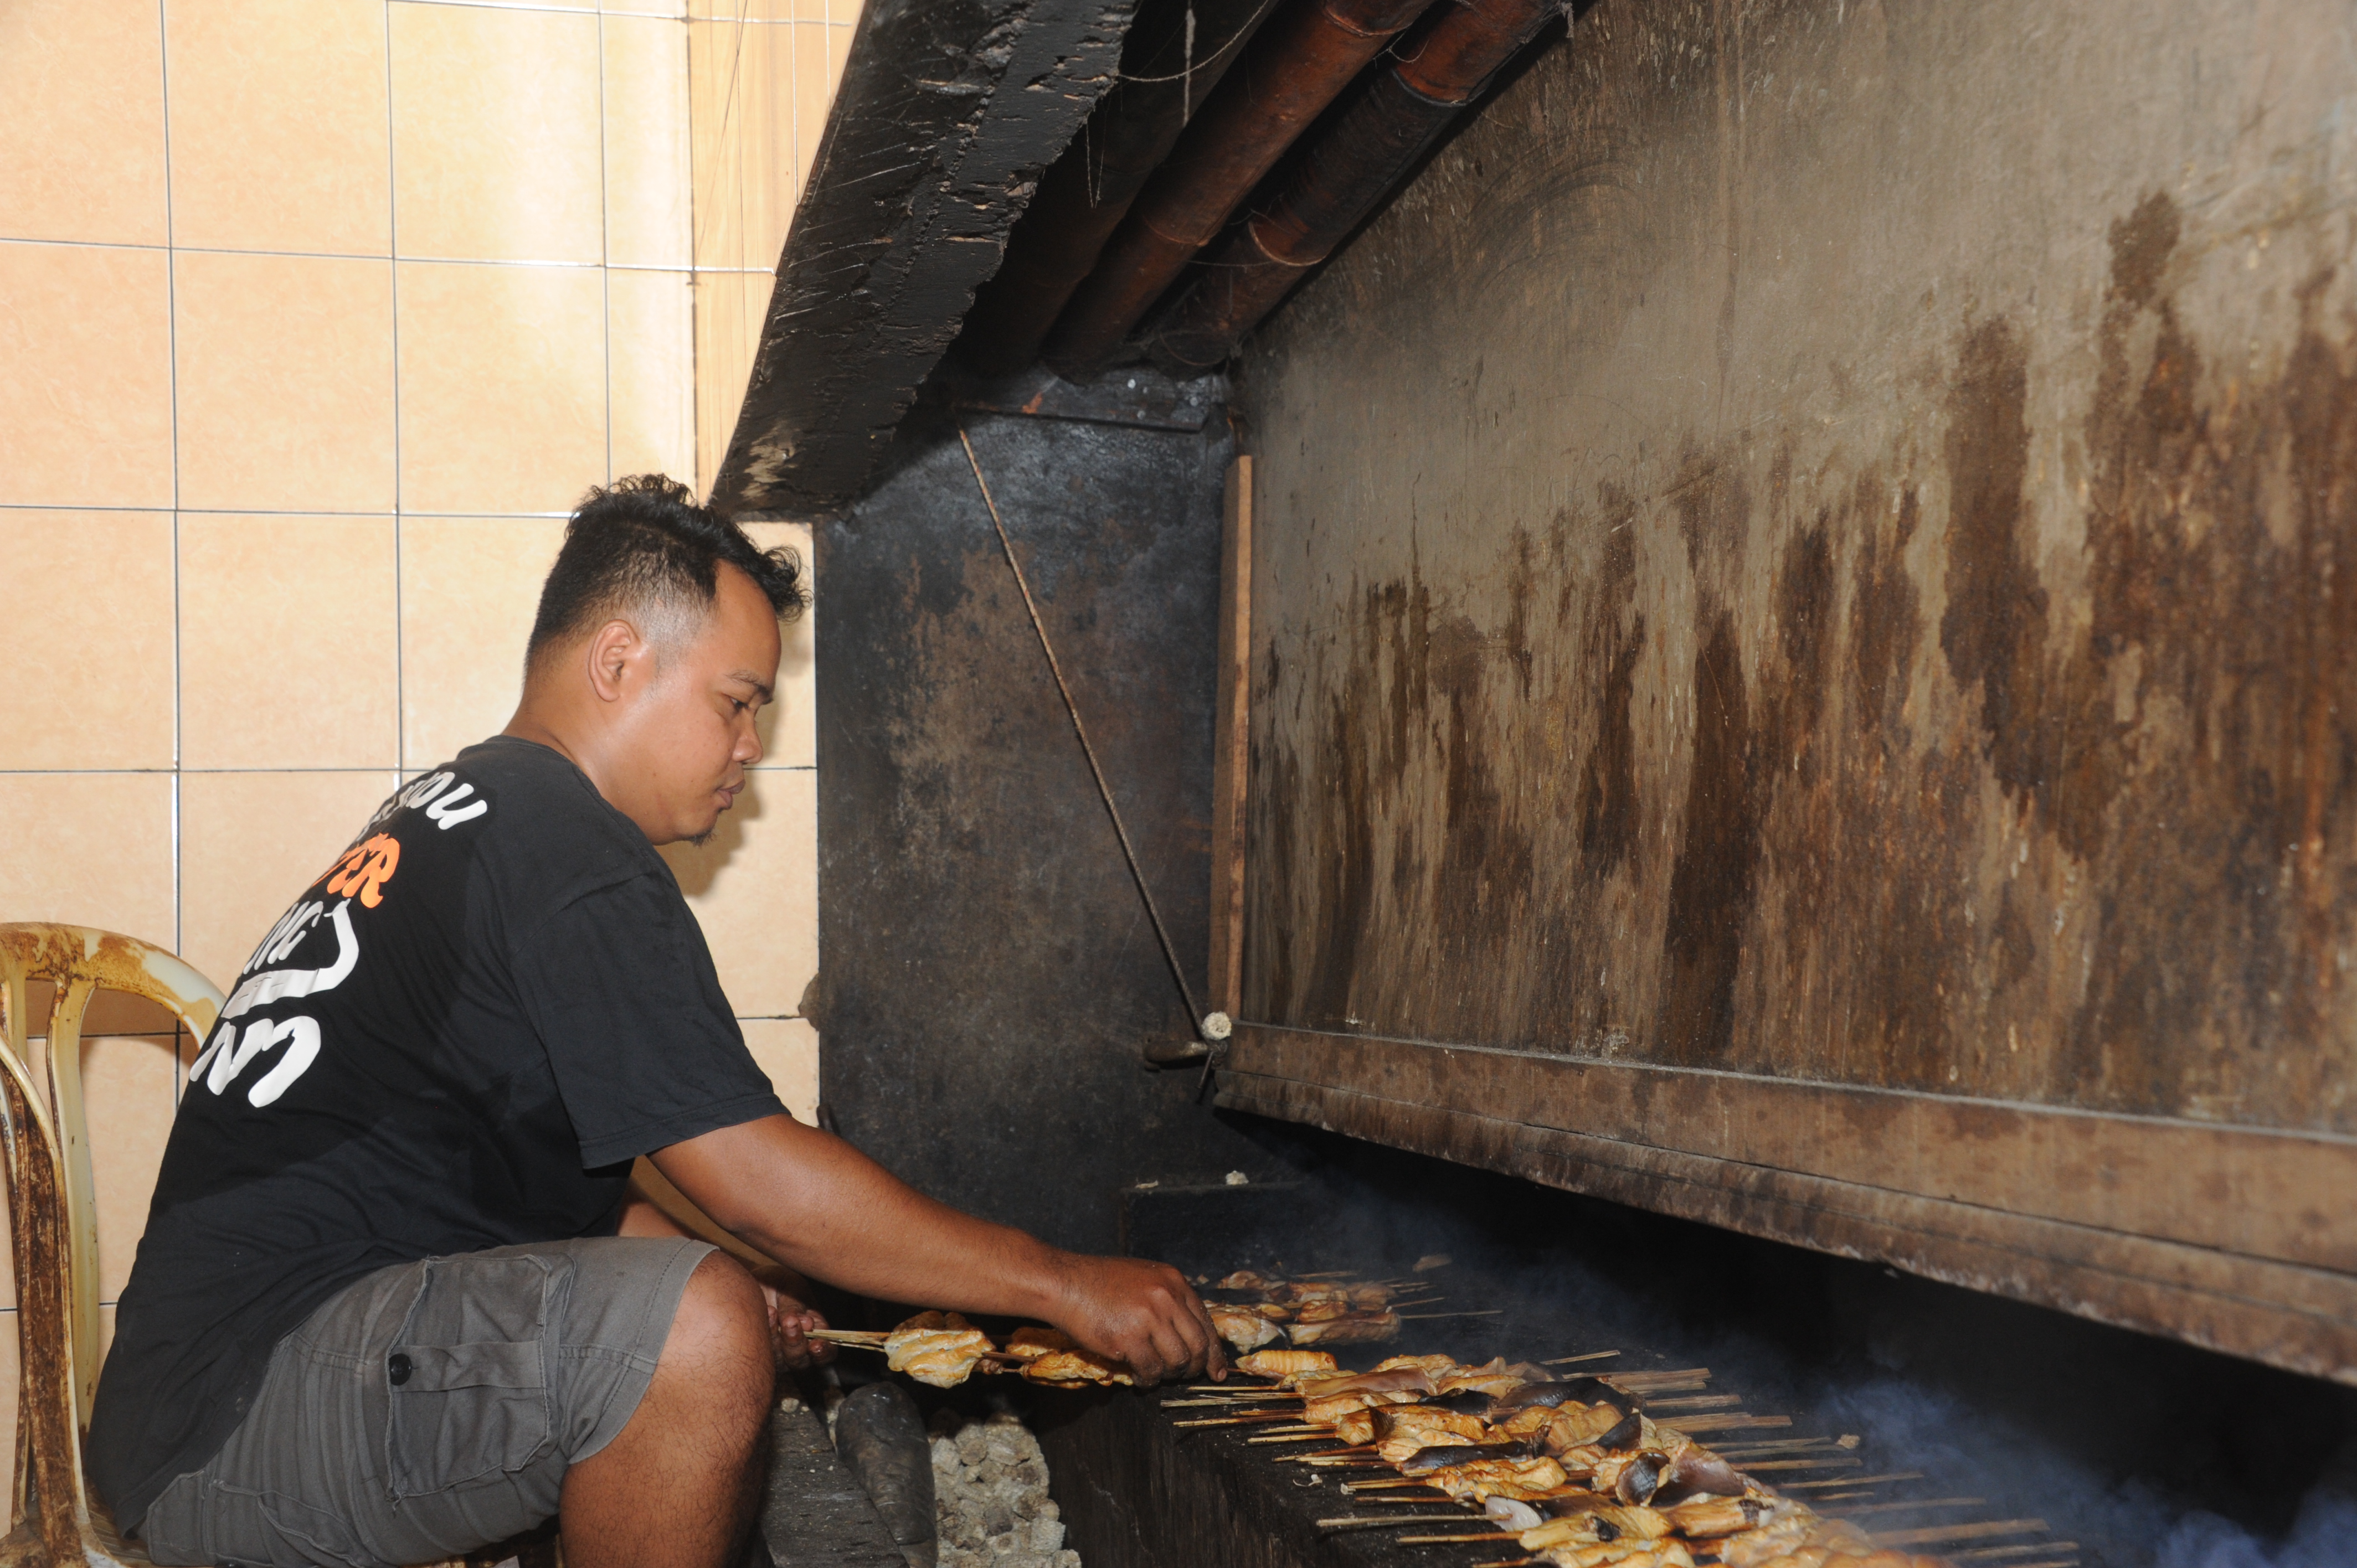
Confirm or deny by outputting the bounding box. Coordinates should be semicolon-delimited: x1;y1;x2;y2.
956;426;1209;1044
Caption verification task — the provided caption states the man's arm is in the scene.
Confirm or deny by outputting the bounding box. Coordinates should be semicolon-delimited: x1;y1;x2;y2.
617;1168;835;1370
649;1115;1226;1383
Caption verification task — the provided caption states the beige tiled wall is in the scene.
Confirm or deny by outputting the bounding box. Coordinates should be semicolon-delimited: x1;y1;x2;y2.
688;0;858;489
0;0;855;1472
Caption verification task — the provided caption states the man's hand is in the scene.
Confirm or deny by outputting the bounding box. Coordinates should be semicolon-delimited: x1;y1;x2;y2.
753;1266;836;1371
1051;1255;1227;1385
653;1117;1235;1385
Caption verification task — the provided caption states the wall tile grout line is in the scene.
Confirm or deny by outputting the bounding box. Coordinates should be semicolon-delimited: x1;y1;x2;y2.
0;240;775;276
0;237;664;270
387;0;406;778
0;504;581;518
159;0;185;976
599;3;615;486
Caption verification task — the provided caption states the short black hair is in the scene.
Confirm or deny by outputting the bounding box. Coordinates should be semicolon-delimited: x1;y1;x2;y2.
527;474;806;669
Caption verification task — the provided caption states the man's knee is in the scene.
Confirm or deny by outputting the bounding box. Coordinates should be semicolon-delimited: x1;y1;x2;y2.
660;1252;773;1393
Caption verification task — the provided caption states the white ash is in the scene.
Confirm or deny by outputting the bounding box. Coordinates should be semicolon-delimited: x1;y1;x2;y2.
926;1407;1079;1568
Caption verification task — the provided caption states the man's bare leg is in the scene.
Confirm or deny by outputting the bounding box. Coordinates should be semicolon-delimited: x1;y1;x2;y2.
561;1253;777;1568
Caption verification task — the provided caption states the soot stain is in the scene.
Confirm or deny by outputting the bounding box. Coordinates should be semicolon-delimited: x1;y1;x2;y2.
1579;519;1644;870
1850;479;1922;747
1255;495;1651;1039
1906;185;2357;1122
2054;192;2357;1120
1660;605;1757;1059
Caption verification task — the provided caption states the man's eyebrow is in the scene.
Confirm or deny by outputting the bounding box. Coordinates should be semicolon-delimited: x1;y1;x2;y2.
727;670;776;700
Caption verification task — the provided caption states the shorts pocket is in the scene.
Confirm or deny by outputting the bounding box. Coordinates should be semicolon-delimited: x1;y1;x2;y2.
256;1488;373;1568
384;1255;556;1498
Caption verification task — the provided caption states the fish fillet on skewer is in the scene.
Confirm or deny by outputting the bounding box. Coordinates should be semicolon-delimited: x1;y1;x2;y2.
1003;1326;1073;1359
1021;1348;1137;1386
1288;1309;1400;1346
1374;1354;1460;1378
1661;1497;1769;1538
1211;1304;1286;1351
886;1312;995;1388
1424;1456;1571;1500
1536;1541;1697;1568
1234;1349;1337;1384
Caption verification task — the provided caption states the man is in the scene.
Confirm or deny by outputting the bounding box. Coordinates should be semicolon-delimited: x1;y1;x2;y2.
90;476;1224;1568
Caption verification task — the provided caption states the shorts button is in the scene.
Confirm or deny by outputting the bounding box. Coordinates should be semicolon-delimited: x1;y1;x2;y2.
387;1352;413;1386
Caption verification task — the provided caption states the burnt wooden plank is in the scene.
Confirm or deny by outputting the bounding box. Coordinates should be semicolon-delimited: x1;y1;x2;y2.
762;1404;907;1568
1223;1025;2357;1273
1217;1063;2357;1385
1209;456;1254;1019
710;0;1134;515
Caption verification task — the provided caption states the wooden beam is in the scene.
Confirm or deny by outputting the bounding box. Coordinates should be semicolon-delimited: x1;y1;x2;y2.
1207;456;1253;1019
1217;1024;2357;1384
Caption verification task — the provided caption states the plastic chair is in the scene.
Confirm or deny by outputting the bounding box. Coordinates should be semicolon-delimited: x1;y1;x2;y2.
0;924;223;1566
0;925;559;1568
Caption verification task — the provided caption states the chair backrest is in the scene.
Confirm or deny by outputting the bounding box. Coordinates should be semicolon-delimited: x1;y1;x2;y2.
0;925;223;1567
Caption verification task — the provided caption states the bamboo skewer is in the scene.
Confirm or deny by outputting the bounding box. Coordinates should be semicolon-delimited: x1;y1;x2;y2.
1318;1515;1479;1530
1607;1368;1712;1388
802;1329;1026;1366
1716;1437;1843;1457
1643;1394;1743;1410
1872;1520;2048;1548
1660;1414;1792;1435
1954;1545;2078;1562
1398;1533;1518;1544
1354;1495;1472;1506
1737;1456;1862;1472
1826;1498;1986;1517
1780;1472;1926;1490
1397;1309;1503;1320
1541;1350;1621;1364
1171;1414;1307;1427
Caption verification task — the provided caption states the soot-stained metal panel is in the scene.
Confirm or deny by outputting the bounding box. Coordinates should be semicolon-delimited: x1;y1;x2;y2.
1223;0;2357;1371
815;404;1277;1253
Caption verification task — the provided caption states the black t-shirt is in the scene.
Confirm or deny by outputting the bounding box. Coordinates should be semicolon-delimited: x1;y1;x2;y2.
88;736;786;1527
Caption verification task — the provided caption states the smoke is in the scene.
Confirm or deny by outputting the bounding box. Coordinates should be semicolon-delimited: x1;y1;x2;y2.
1205;1129;2357;1568
2153;1494;2357;1568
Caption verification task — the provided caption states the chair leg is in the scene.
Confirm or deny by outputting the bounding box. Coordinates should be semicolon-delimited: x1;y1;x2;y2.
2;1072;85;1566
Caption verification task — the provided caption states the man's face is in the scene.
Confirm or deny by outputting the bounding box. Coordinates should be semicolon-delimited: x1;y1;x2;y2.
615;563;783;846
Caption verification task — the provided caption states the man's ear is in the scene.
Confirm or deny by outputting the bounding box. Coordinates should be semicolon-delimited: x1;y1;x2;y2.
583;618;650;704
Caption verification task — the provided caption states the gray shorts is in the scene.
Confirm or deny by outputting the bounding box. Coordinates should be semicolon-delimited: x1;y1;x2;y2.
140;1235;717;1568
